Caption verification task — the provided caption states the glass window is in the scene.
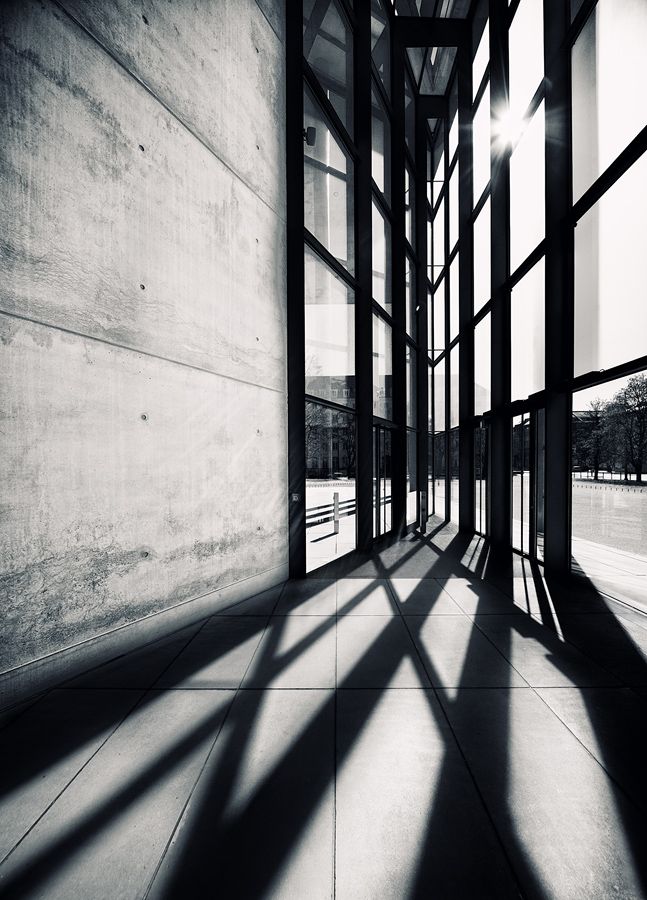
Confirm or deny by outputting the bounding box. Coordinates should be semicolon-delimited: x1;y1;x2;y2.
306;401;356;571
426;214;432;282
406;344;417;427
474;314;491;415
449;254;459;341
434;360;446;432
432;134;445;206
373;314;393;420
511;257;545;401
449;428;460;523
303;0;353;135
472;82;490;205
405;165;415;246
434;432;446;515
512;413;530;553
473;20;489;100
432;278;445;360
371;85;391;202
304;244;355;406
450;344;459;429
448;108;458;161
432;197;445;278
372;200;392;314
304;88;355;273
371;0;390;98
407;430;418;525
405;70;415;153
508;0;543;119
448;164;459;251
572;0;647;202
574;152;647;376
473;197;491;314
405;254;416;339
428;365;433;432
509;101;545;272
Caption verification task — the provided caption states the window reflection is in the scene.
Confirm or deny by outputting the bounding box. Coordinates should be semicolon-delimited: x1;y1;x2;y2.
371;85;391;202
406;345;417;428
304;88;355;273
372;200;392;314
373;315;393;420
407;430;418;525
371;0;390;97
405;254;416;339
303;0;353;135
304;244;355;407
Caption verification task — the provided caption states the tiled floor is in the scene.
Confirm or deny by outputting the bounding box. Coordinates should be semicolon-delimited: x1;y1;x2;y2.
2;530;647;899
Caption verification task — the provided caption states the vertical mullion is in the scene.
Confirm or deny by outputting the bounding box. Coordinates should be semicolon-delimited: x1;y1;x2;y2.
355;1;373;552
287;11;306;577
416;101;428;531
392;24;407;536
488;0;511;554
458;34;474;531
543;0;572;575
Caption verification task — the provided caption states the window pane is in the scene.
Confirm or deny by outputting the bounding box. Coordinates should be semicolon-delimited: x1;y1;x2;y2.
448;164;459;251
473;197;491;314
512;414;530;553
405;71;415;153
473;20;489;100
434;361;446;432
407;430;418;525
572;0;647;202
303;0;353;135
371;0;390;98
428;365;433;431
432;136;445;206
405;254;416;339
426;214;432;282
433;278;445;360
448;108;458;160
304;88;355;273
371;85;391;202
434;432;446;515
405;165;415;246
406;344;417;428
474;314;491;415
509;0;543;118
373;314;393;420
450;428;460;523
306;402;356;571
510;101;545;272
372;200;392;314
472;82;490;205
433;197;445;277
511;257;545;401
305;245;355;406
450;344;459;428
449;254;459;341
574;152;647;376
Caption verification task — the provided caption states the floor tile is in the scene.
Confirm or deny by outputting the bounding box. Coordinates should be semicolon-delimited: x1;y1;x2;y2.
335;689;520;899
438;578;520;615
407;616;526;689
389;578;463;615
336;616;430;689
273;579;336;616
63;623;202;690
336;578;397;615
440;687;647;899
0;690;234;900
213;584;284;616
536;686;647;811
242;616;335;689
154;617;268;689
0;689;142;862
472;614;618;687
147;688;335;900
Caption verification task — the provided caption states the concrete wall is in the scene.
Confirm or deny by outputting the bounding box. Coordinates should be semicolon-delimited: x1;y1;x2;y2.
0;0;288;680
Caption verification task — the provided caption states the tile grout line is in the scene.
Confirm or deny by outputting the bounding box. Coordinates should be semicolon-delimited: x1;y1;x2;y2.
141;582;287;898
0;687;148;870
383;576;530;900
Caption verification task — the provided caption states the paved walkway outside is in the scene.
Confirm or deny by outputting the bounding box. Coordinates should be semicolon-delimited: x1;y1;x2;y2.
2;526;647;898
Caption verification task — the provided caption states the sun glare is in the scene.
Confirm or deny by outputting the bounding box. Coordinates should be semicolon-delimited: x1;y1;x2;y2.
492;105;526;151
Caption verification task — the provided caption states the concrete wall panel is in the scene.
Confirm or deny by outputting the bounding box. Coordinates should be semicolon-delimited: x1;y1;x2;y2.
1;315;287;671
0;0;288;682
58;0;286;216
0;0;286;393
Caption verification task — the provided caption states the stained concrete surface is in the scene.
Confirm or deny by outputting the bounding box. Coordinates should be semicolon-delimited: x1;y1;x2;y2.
0;0;288;672
2;529;647;899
